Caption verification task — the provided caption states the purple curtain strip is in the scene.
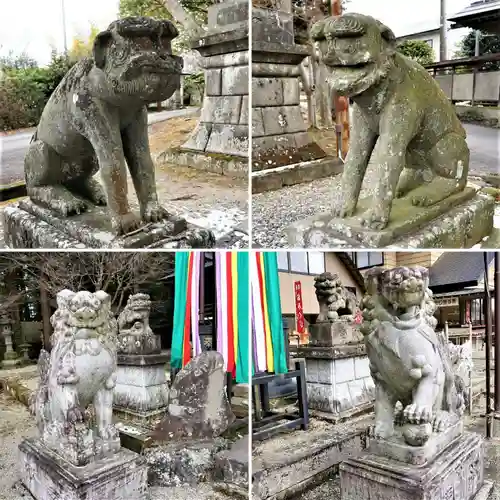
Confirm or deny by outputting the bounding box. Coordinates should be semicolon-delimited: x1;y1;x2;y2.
215;252;223;355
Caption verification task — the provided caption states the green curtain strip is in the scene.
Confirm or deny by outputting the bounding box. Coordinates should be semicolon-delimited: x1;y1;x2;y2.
263;252;288;374
171;252;189;369
236;252;250;384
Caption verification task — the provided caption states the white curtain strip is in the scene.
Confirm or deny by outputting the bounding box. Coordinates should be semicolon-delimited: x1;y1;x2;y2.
190;252;202;357
219;251;229;371
250;253;267;373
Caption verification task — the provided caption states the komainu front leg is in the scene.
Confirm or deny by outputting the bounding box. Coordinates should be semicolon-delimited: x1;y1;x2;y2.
373;381;396;439
93;374;120;453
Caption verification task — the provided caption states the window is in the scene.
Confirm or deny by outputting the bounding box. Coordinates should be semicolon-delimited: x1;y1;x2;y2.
351;252;384;269
277;252;326;275
289;252;308;273
308;252;325;274
277;252;289;271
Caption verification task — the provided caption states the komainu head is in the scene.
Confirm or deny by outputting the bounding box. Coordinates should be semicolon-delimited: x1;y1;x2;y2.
92;16;183;102
311;13;397;96
55;289;112;329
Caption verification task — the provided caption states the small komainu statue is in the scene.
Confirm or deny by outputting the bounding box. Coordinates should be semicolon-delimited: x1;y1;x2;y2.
314;272;358;322
30;289;120;465
311;13;469;230
117;293;158;354
360;267;467;446
24;17;183;235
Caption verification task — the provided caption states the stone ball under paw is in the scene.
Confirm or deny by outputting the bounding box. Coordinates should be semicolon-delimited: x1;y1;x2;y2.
402;423;432;446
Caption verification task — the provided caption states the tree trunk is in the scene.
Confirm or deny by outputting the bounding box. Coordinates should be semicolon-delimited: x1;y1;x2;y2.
40;277;52;352
162;0;204;37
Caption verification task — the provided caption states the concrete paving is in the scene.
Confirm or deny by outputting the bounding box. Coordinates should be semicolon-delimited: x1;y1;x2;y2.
0;107;200;188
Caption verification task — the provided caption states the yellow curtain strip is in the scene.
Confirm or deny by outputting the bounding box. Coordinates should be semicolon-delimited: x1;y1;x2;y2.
258;252;274;373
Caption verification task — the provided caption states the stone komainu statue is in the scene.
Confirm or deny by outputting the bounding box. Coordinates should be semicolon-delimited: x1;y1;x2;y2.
360;267;468;446
314;272;358;322
30;289;120;465
118;293;153;337
311;14;469;230
24;17;183;235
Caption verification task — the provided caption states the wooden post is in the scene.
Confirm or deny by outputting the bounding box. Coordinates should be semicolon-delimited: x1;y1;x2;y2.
331;0;350;159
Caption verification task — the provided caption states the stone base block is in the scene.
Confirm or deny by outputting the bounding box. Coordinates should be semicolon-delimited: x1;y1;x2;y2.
287;189;495;249
252;420;369;499
115;422;153;454
3;200;215;249
340;431;485;500
156;148;248;178
369;420;463;466
144;438;230;487
252;156;343;194
19;438;147;500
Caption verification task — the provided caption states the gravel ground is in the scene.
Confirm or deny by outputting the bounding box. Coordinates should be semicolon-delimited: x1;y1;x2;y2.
252;171;498;248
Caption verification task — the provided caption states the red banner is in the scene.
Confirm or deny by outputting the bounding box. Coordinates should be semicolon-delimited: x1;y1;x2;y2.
294;281;305;334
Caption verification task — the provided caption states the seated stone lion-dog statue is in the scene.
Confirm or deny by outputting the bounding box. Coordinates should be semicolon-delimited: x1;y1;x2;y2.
30;289;120;465
360;266;466;446
311;13;469;230
314;272;358;322
24;17;183;235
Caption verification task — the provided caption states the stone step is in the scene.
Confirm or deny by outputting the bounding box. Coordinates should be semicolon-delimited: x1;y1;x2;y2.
251;417;371;500
252;156;343;194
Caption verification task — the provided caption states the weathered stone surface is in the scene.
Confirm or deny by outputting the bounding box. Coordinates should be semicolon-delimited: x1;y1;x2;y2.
311;13;475;232
206;69;222;96
3;200;216;249
359;267;468;447
252;420;369;500
19;438;147;500
286;190;494;249
205;124;248;156
153;351;235;441
29;289;120;466
114;293;169;424
23;17;182;237
341;432;484;500
252;157;343;194
309;322;364;347
144;438;229;487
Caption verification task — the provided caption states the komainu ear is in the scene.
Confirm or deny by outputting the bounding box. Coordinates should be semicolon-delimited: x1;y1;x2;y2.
93;30;112;69
375;20;396;46
310;19;327;41
57;289;75;309
94;290;111;307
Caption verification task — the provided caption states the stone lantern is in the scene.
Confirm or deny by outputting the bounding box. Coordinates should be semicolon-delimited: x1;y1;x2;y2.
0;314;21;367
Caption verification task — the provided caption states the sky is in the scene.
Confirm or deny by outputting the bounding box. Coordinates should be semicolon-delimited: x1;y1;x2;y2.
0;0;473;66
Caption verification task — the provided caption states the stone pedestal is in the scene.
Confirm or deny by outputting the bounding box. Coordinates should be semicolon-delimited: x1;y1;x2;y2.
178;1;248;175
287;187;495;249
251;8;343;193
3;200;215;249
19;438;148;500
292;322;373;416
113;301;170;451
341;431;487;500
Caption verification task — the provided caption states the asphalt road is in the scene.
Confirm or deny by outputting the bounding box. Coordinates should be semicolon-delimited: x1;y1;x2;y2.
0;117;498;188
0;107;200;187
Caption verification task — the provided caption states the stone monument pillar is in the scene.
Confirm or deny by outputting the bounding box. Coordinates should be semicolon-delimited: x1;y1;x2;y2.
113;294;170;448
340;267;492;500
19;289;147;500
292;273;374;418
171;0;248;178
251;8;343;193
1;314;21;367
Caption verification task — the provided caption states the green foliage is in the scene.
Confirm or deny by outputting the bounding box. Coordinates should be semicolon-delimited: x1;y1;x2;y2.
0;53;73;131
183;71;204;103
0;51;38;70
397;39;435;66
456;30;500;70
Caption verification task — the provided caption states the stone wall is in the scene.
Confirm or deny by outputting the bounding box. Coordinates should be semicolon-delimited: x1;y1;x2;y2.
433;70;500;104
305;354;375;414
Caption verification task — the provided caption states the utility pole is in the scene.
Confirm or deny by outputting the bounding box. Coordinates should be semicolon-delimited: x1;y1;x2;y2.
331;0;350;159
440;0;447;61
485;252;493;438
61;0;68;56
